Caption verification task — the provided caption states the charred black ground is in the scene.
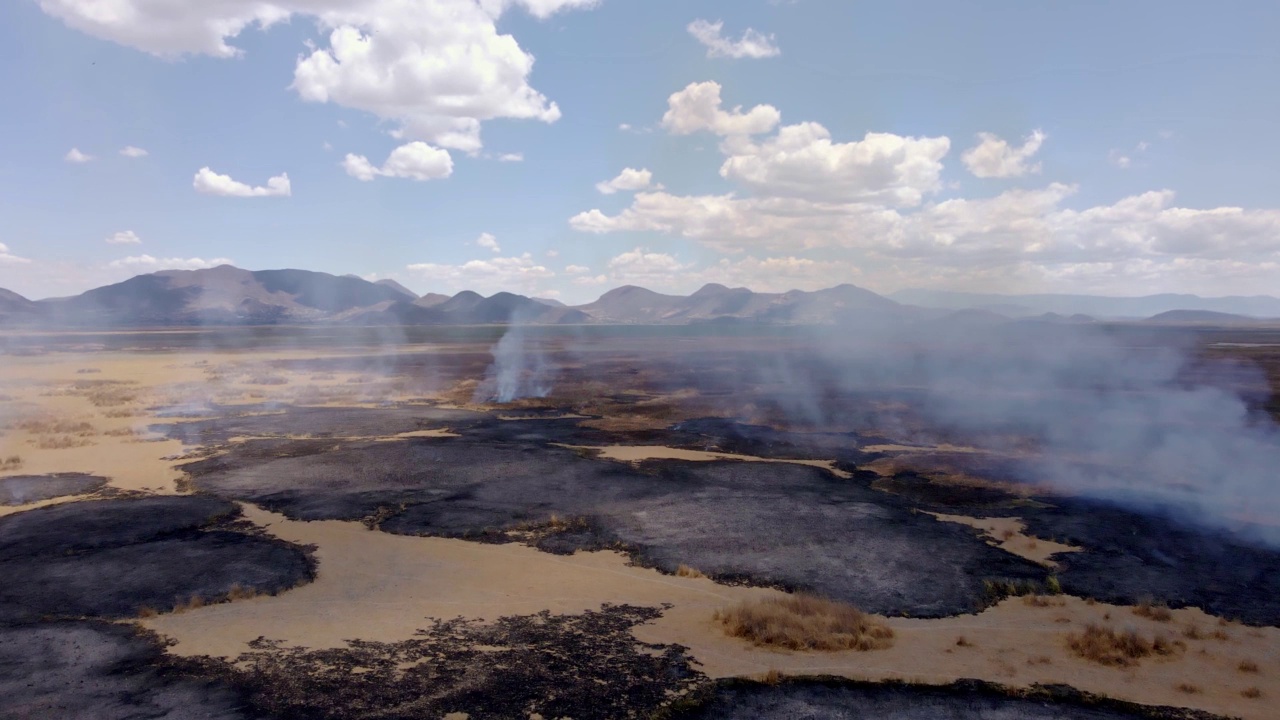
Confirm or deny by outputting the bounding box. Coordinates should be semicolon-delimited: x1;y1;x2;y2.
0;472;106;505
0;496;314;622
668;678;1232;720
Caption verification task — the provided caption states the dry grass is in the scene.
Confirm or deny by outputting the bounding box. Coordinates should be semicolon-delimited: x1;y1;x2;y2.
1242;687;1262;699
16;419;96;435
1066;624;1184;667
86;387;138;407
32;435;95;450
1175;682;1201;694
172;595;207;614
714;593;894;652
1023;594;1065;608
757;669;785;685
0;455;22;471
1238;659;1260;674
955;636;973;647
1133;599;1173;622
1026;655;1053;666
675;564;706;579
1182;623;1204;640
102;408;143;418
247;374;289;386
103;427;138;437
225;583;260;601
137;606;159;618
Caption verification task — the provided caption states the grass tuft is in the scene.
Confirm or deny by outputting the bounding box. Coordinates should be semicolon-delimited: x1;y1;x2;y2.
1238;659;1260;674
1242;687;1262;699
1175;683;1201;694
675;564;706;579
714;593;894;652
1133;599;1172;622
1066;624;1183;667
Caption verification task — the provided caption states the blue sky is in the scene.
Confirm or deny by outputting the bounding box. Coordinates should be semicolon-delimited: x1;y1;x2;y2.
2;0;1279;301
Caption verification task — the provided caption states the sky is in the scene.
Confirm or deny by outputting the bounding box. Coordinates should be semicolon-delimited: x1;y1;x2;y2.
2;0;1279;302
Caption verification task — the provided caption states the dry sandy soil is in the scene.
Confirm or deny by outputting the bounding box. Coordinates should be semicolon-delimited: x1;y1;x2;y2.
2;337;1278;719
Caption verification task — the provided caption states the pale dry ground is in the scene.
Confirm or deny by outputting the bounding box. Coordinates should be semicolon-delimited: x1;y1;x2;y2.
561;444;853;479
140;503;1280;720
927;512;1082;567
0;347;456;513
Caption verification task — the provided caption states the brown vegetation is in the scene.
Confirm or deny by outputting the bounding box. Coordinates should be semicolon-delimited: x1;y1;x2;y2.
1133;599;1173;622
955;636;973;647
1242;687;1262;699
714;593;894;652
1239;659;1260;674
0;455;22;471
1176;683;1201;694
32;435;95;450
675;564;706;579
16;419;96;435
1066;624;1184;667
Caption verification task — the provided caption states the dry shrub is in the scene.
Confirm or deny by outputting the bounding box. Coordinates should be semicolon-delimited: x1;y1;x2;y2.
1066;624;1183;667
675;564;706;579
0;455;22;471
757;669;784;685
1211;628;1230;641
226;583;259;601
1175;683;1201;694
17;419;96;436
1242;687;1262;699
1023;594;1065;608
1133;599;1173;622
955;636;973;648
714;594;894;652
33;435;94;450
1182;623;1203;640
137;606;159;618
1238;659;1260;674
173;595;206;613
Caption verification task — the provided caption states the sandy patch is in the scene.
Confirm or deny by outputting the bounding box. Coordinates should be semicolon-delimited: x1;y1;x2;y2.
139;503;1279;720
561;444;852;480
926;512;1081;567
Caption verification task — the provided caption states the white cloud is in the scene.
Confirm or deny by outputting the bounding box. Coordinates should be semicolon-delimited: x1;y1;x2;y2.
1109;150;1132;169
475;232;501;253
64;148;93;163
119;146;149;158
605;247;688;283
573;273;608;286
662;81;780;136
0;243;31;265
564;264;591;274
342;142;453;182
105;230;142;245
595;167;656;194
108;255;233;271
38;0;598;154
720;123;950;206
193;167;292;197
545;249;560;258
961;129;1045;178
497;152;524;162
687;19;780;59
407;252;554;294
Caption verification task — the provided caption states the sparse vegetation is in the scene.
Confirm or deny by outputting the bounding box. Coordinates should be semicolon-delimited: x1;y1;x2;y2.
757;669;784;685
981;577;1047;604
714;593;894;652
955;636;973;647
31;435;95;449
0;455;22;471
103;427;138;437
1133;599;1173;622
1026;655;1053;666
1066;624;1183;667
1182;623;1203;640
247;374;289;386
1238;659;1260;673
137;606;158;618
16;418;96;435
1023;594;1065;608
1045;575;1061;594
1242;687;1262;699
675;564;706;579
86;387;138;407
1174;682;1201;694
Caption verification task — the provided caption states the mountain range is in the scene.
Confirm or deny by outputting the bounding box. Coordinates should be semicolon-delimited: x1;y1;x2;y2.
0;265;1276;328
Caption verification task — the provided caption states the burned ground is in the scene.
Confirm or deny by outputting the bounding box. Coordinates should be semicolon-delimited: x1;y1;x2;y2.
177;414;1044;617
0;472;106;505
157;405;487;445
670;678;1232;720
0;496;313;622
186;604;702;720
0;621;258;720
1018;498;1280;626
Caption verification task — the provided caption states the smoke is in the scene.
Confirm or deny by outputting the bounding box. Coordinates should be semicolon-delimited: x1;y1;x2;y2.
476;308;556;404
758;316;1280;543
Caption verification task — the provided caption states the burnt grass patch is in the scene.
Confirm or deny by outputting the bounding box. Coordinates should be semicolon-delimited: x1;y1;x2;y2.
183;604;703;720
0;472;107;505
0;620;256;720
1018;497;1280;626
0;496;314;623
179;415;1044;617
665;677;1233;720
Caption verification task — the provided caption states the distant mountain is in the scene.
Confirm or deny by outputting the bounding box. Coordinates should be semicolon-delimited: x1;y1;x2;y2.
414;293;451;308
892;288;1280;319
532;297;566;308
575;282;904;325
1142;310;1260;325
35;266;412;326
0;288;34;313
341;291;587;326
374;279;417;299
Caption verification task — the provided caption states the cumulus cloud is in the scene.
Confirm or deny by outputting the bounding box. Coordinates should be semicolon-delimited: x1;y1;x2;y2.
662;81;781;136
38;0;598;153
687;19;780;59
108;255;233;270
595;167;657;194
119;146;149;158
497;152;524;162
475;232;501;252
105;230;142;245
961;129;1045;178
606;247;688;283
193;167;292;197
64;148;93;163
407;252;554;294
720;123;950;206
564;264;590;274
0;243;31;265
343;142;453;181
